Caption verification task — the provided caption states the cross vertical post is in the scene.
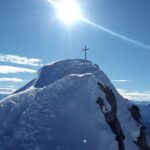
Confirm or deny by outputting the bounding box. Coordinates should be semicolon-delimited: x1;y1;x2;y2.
82;45;89;60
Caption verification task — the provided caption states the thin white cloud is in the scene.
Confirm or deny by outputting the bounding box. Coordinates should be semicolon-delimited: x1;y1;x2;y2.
111;80;131;83
0;65;36;74
0;54;42;66
0;87;16;94
117;89;150;101
5;85;16;88
0;78;27;82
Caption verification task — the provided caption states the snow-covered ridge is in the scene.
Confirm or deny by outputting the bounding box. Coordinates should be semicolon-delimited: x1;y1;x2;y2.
15;59;111;94
35;59;99;87
0;59;149;150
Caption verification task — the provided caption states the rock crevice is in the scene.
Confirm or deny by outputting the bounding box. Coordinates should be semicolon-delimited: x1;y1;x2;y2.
97;82;125;150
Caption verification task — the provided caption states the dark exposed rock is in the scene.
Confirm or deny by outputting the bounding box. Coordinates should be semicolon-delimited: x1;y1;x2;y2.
129;105;149;150
125;98;129;101
97;82;117;113
94;64;99;69
129;105;142;124
97;82;125;150
137;127;149;150
96;97;108;113
104;112;125;150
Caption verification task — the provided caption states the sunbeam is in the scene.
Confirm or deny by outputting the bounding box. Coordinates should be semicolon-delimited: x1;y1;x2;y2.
82;18;150;50
48;0;150;50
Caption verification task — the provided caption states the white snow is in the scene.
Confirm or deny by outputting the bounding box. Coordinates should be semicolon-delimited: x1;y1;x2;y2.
0;59;148;150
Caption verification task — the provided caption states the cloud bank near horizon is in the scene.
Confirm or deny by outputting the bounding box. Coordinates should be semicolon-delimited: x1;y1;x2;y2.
0;54;43;67
118;89;150;101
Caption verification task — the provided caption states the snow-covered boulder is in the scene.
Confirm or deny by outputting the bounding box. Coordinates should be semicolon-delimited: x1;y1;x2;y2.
0;59;149;150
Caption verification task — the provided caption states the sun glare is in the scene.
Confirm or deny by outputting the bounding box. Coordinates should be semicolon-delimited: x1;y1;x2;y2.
48;0;82;23
57;0;82;23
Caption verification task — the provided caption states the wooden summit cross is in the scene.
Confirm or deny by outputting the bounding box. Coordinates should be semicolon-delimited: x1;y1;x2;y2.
82;45;90;60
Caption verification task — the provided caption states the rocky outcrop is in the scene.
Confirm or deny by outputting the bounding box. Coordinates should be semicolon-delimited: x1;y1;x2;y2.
129;105;149;150
97;82;125;150
137;127;149;150
129;105;142;124
97;81;149;150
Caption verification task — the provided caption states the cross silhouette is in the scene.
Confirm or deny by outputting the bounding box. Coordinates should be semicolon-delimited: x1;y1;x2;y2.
82;45;90;60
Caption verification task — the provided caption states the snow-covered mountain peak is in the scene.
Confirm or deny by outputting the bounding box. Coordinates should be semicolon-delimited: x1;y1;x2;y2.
15;59;110;94
0;59;149;150
35;59;99;88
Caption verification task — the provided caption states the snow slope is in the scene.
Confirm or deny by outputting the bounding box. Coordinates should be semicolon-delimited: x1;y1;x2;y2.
0;59;149;150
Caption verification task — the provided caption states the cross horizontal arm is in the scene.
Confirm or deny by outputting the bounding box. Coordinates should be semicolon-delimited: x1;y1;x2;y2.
82;48;89;51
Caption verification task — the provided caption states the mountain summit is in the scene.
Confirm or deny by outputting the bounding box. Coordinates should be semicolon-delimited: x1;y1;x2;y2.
0;59;149;150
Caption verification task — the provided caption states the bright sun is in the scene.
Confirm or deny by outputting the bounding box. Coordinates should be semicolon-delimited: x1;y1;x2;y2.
53;0;82;23
58;0;81;23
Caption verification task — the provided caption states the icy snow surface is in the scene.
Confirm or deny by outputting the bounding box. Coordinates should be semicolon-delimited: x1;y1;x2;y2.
0;59;147;150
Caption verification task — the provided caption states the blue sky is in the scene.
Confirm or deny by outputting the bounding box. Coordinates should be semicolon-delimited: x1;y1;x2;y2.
0;0;150;101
